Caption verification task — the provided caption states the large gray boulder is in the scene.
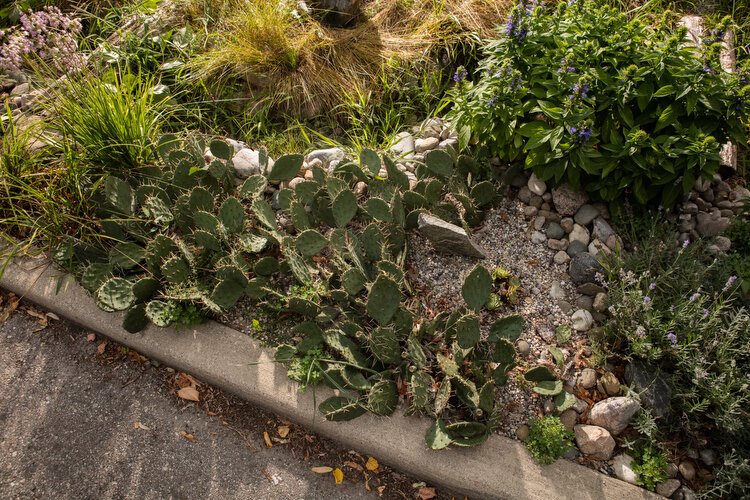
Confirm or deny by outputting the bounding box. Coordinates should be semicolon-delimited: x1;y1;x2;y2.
417;213;487;259
568;252;604;285
624;361;672;419
588;397;640;436
309;0;361;26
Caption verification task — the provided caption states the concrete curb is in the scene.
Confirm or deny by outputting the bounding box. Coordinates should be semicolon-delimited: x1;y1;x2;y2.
1;255;659;500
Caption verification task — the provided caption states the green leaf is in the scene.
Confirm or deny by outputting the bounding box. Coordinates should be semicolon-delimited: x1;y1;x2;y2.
425;419;452;450
319;396;367;421
461;265;492;311
368;380;398;416
654;104;675;132
653;85;675;97
533;380;563;396
268;154;304;181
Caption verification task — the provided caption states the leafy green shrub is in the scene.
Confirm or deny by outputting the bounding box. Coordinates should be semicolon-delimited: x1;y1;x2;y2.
525;415;573;465
450;1;749;205
726;216;750;298
631;444;668;491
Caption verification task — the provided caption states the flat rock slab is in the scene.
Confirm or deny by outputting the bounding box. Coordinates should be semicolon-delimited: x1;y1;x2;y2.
417;213;487;259
0;253;661;500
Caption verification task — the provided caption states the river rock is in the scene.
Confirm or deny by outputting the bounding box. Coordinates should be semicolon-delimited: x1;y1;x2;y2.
390;132;415;159
572;309;593;332
612;453;639;485
574;425;615;460
546;222;565;240
569;224;591;246
624;361;672;419
417;213;487;259
528;173;547;196
306;147;345;168
568;252;604;285
578;368;597;389
552;184;589;215
588;397;641;436
574;204;599;225
655;479;681;498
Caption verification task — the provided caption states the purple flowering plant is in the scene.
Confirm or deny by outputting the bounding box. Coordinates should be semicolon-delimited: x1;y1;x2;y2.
0;6;84;74
449;1;749;207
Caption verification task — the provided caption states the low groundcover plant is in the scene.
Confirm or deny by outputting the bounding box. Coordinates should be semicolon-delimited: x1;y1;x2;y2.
450;0;749;206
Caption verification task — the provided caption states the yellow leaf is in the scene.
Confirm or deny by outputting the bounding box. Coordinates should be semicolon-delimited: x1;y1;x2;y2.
311;466;333;474
263;431;273;448
277;425;290;438
365;456;379;472
332;468;344;484
177;386;200;402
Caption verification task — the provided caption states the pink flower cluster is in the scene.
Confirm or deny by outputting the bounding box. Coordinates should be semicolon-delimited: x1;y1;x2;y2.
0;6;85;74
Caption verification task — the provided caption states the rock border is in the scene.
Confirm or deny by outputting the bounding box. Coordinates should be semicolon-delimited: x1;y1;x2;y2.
0;253;659;500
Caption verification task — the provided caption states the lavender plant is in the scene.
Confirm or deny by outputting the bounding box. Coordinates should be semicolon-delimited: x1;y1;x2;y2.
0;6;84;74
449;0;749;206
604;236;750;460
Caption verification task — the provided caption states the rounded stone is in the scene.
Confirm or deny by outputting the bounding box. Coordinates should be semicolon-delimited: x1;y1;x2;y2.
574;204;599;226
571;309;594;332
546;222;565;240
573;424;615;460
679;461;696;481
588;397;641;436
566;240;588;258
552;184;589;216
568;252;604;285
612;453;639;485
569;224;591;246
516;340;531;357
559;409;577;431
516;424;530;441
553;251;571;265
528;173;547;196
592;292;608;313
578;368;597;389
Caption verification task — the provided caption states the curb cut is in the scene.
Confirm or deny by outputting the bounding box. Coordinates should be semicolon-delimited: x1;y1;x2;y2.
1;255;659;500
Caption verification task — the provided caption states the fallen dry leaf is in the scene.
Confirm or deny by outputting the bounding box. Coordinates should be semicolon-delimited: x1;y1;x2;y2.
377;485;386;496
311;466;333;474
365;456;379;472
86;333;96;342
344;460;362;472
46;312;59;321
133;421;151;431
277;425;290;438
96;341;107;355
179;431;195;441
177;386;200;402
419;486;437;499
332;468;344;484
263;431;273;448
175;372;199;388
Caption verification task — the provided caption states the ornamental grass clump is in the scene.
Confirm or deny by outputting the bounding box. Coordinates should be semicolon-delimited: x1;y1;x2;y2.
450;0;750;206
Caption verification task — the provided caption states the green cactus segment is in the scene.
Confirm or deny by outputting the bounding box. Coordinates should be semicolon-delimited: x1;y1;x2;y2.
470;181;496;207
493;338;516;365
446;422;489;447
341;367;371;391
162;255;191;284
368;380;398;416
455;314;480;349
554;391;576;412
363;198;393;222
104;176;134;215
453;375;480;408
209;139;232;160
282;245;312;285
407;335;427;369
367;327;401;364
461;265;492;311
360;224;383;260
219;197;245;234
294;180;319;203
194;229;222;252
437;353;459;377
548;346;564;368
253;256;279;276
122;304;149;333
290;201;311;231
132;277;160;301
332;190;358;228
194;210;221;234
478;381;495;413
319;396;367;422
146;300;177;328
410;371;433;409
323;329;369;367
376;261;403;283
296;229;328;256
251;198;276;230
425;419;452;450
238;233;267;253
293;322;323;353
142;196;173;226
109;242;146;270
267;153;304;181
217;266;249;288
383;156;409;190
326;177;349;199
434;379;451;415
81;263;113;292
366;275;401;325
424;150;453;178
211;279;244;310
524;365;557;382
489;315;525;342
342;268;367;295
360;148;381;176
97;278;136;311
533;380;563;396
239;175;268;199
